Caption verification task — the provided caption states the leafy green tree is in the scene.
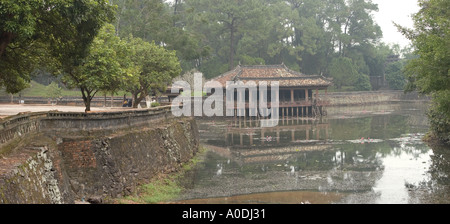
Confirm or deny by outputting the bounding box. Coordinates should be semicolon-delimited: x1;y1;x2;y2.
45;81;62;105
124;36;181;108
185;0;268;71
112;0;207;73
396;0;450;143
0;0;115;94
328;57;359;89
0;0;53;93
385;61;406;90
63;24;125;112
354;73;372;91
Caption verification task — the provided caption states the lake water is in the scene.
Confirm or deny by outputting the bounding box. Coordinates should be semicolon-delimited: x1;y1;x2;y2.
175;102;450;204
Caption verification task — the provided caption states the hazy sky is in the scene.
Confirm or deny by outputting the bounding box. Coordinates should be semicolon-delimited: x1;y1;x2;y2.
372;0;420;48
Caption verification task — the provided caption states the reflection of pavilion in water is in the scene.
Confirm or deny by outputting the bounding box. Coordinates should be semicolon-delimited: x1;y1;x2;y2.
225;117;330;147
201;117;334;165
186;117;384;202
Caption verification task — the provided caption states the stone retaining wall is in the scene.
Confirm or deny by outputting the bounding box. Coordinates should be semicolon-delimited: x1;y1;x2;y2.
0;107;199;204
327;90;430;106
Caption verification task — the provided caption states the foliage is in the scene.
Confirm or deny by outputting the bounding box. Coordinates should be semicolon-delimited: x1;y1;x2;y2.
0;0;50;93
354;73;372;91
176;0;386;80
427;91;450;143
328;57;359;89
124;36;181;108
0;0;116;94
184;0;269;71
396;0;450;143
111;0;208;72
63;24;126;111
45;81;62;102
172;69;205;90
385;61;406;90
151;102;161;107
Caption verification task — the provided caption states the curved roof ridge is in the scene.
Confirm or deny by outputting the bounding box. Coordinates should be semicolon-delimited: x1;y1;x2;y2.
239;64;284;69
215;64;241;79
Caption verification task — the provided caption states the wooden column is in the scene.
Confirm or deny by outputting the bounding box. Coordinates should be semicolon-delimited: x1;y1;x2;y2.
291;89;294;103
305;89;309;102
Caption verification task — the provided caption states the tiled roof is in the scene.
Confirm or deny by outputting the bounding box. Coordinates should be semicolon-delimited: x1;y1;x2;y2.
210;64;332;88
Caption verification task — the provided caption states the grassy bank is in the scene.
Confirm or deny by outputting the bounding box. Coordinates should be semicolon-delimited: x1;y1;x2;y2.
0;81;81;97
0;81;128;98
114;145;208;204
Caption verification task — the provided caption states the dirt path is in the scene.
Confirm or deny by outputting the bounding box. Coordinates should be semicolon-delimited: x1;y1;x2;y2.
0;104;128;118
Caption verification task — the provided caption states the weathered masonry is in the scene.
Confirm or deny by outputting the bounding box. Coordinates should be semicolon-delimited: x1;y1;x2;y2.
0;106;199;204
211;64;332;118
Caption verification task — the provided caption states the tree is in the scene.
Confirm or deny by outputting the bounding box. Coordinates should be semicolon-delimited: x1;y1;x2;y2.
385;61;406;90
46;81;62;105
125;36;181;108
185;0;268;71
396;0;450;143
0;0;115;94
354;73;372;91
0;0;51;93
328;57;359;89
63;24;126;112
112;0;208;73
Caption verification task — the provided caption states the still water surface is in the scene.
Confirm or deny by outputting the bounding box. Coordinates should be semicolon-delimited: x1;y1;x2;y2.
175;102;450;204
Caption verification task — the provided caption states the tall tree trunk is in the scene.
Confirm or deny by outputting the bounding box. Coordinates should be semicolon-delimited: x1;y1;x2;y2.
133;92;147;108
81;87;92;112
85;97;91;112
132;93;137;108
103;93;107;107
110;92;114;108
229;20;236;70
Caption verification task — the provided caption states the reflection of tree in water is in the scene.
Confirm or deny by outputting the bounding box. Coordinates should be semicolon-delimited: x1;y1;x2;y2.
184;103;442;202
330;117;372;140
407;145;450;203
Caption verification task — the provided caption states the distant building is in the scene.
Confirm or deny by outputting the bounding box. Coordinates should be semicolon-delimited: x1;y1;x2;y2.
211;64;332;118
